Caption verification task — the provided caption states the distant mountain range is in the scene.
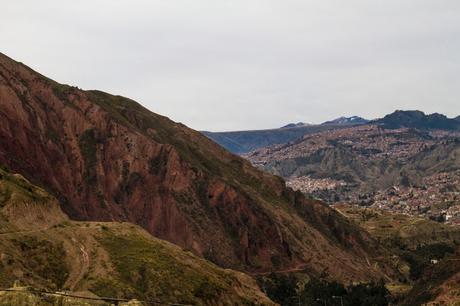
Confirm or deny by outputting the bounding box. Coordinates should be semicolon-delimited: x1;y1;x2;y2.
203;116;369;154
281;117;368;129
322;116;369;125
204;111;460;154
374;110;460;130
280;122;312;129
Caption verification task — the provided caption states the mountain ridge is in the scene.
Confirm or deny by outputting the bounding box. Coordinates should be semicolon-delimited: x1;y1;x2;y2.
322;116;369;125
204;111;459;154
280;122;312;129
202;114;369;154
374;110;460;130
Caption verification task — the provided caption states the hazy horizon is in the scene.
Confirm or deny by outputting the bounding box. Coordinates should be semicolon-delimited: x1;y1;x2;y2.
1;1;459;131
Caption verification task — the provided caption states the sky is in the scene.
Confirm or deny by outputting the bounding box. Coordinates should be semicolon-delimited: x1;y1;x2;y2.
1;1;459;131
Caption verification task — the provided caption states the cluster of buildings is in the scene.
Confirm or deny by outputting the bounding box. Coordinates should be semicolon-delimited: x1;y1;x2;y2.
247;124;460;225
287;171;460;225
248;125;443;166
369;171;460;225
286;176;346;194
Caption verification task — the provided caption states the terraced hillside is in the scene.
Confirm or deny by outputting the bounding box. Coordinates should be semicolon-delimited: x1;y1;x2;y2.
335;204;460;250
336;204;460;303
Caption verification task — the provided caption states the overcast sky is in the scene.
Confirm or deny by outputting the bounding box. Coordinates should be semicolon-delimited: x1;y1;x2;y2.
1;1;459;131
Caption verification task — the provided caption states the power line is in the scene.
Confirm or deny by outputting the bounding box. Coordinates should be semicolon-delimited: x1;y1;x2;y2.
0;288;193;306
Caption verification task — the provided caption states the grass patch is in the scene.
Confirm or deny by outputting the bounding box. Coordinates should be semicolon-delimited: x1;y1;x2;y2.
97;230;233;304
10;236;69;288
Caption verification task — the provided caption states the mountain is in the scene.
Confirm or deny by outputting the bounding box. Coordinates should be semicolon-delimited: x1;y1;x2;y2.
280;122;312;129
322;116;369;126
0;53;396;283
0;166;274;305
202;125;341;154
203;111;458;154
374;110;460;130
203;117;367;155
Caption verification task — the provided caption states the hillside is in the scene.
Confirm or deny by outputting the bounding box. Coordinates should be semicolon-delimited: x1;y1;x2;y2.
246;124;460;220
336;204;460;303
335;204;460;250
0;166;274;305
402;248;460;305
0;53;399;283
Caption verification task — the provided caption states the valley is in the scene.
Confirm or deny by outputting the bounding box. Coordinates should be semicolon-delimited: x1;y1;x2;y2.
0;53;416;305
0;52;459;305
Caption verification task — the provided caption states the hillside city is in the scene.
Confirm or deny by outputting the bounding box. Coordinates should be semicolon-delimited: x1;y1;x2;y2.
246;124;460;226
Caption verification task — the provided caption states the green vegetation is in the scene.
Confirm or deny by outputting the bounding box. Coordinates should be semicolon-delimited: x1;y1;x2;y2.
114;172;143;205
338;205;460;252
258;274;389;306
45;127;60;144
401;243;455;280
78;129;98;185
97;230;235;304
50;83;78;108
401;253;460;306
338;205;460;304
0;166;273;305
10;236;69;288
0;168;48;207
0;289;139;305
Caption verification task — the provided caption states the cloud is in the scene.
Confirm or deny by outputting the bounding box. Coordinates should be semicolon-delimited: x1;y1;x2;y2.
1;0;459;131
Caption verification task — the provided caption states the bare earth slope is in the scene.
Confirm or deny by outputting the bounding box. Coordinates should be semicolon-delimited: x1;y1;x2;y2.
0;53;396;283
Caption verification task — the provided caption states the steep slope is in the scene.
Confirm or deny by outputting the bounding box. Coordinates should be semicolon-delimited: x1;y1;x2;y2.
0;53;397;282
0;166;274;305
